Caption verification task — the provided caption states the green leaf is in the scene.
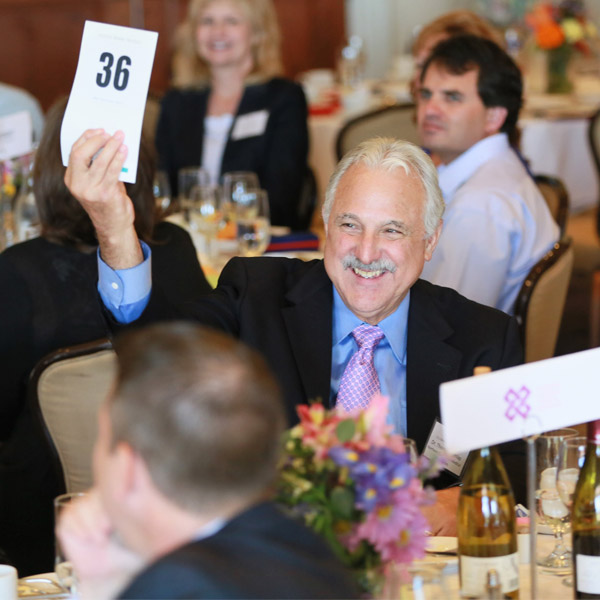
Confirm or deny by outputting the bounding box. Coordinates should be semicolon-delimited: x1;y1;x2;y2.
330;486;354;519
336;419;356;442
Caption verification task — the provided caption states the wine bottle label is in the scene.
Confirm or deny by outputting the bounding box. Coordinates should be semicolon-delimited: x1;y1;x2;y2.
460;553;519;596
576;554;600;594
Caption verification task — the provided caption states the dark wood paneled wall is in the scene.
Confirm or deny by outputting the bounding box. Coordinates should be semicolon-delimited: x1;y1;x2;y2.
0;0;345;111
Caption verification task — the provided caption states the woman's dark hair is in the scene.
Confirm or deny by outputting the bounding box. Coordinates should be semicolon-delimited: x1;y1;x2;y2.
34;97;156;247
421;34;523;147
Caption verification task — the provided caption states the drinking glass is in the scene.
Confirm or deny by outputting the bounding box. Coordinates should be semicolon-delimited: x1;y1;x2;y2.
402;437;418;465
178;167;209;214
187;184;223;259
153;170;172;216
221;171;260;222
54;492;87;594
383;563;449;599
557;436;587;587
235;189;271;257
535;428;578;570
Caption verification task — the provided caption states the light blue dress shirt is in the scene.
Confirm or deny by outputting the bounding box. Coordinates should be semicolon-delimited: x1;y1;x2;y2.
420;133;559;314
331;287;409;436
97;241;152;323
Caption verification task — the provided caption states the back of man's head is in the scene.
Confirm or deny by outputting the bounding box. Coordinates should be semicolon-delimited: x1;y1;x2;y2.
422;34;523;144
109;322;286;513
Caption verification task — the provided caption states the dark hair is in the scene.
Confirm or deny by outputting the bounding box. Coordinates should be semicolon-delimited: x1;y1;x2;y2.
421;34;523;145
33;97;156;248
110;322;286;512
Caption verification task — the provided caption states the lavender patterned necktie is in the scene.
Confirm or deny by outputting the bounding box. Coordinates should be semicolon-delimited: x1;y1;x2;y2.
336;324;385;411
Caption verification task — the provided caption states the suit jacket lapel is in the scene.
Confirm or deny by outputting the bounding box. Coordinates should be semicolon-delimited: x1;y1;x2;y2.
221;83;265;172
282;261;333;407
406;280;463;452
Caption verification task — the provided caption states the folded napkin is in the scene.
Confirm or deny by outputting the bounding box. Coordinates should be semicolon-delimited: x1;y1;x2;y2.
266;231;320;253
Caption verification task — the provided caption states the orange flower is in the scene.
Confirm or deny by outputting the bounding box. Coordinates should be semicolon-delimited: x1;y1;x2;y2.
536;22;566;49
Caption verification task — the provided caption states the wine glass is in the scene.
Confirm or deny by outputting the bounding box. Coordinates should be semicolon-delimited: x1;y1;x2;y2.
535;428;578;570
178;167;209;215
187;184;223;261
556;436;587;587
153;170;172;216
402;437;418;465
235;189;271;257
54;492;87;594
221;171;260;222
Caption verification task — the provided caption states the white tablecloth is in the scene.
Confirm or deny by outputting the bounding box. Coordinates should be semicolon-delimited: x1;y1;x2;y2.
520;117;599;213
420;533;575;599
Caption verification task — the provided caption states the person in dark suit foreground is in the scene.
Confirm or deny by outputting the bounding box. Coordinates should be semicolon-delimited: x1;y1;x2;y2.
56;322;359;599
64;133;524;536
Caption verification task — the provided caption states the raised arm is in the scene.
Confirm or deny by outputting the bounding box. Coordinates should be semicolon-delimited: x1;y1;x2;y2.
64;129;143;270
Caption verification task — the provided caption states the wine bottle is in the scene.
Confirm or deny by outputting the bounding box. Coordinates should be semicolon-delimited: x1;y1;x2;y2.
572;419;600;599
457;366;519;599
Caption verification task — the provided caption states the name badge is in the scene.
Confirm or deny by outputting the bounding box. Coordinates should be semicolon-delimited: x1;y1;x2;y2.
423;419;469;478
0;111;32;160
231;110;269;140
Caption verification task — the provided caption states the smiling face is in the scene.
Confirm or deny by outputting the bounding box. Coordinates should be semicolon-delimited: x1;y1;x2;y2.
323;163;441;325
196;0;255;72
417;64;506;164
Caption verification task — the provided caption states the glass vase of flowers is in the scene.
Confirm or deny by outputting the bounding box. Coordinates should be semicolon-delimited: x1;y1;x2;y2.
525;0;597;94
276;395;444;596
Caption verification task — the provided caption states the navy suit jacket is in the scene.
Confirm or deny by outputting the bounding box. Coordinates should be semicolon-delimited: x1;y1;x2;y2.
136;257;526;499
118;501;359;599
155;78;309;229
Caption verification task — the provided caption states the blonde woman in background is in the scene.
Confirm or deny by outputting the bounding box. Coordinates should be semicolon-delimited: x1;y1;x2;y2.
158;0;309;228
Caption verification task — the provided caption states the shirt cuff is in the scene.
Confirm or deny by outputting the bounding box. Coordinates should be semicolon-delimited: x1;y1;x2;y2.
97;241;152;323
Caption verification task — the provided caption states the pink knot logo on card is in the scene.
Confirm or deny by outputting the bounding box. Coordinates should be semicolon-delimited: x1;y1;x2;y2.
504;386;531;421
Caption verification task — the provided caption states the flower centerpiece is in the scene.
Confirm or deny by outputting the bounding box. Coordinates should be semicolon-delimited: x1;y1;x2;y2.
276;395;444;595
525;0;597;93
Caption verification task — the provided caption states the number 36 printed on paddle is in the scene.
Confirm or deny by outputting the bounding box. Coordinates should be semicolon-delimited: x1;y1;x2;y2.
96;53;131;91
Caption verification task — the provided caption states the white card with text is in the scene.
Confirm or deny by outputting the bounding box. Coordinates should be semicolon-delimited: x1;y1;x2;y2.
60;20;158;183
440;347;600;454
0;111;33;160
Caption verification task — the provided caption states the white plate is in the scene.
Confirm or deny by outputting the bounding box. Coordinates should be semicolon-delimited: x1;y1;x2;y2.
425;536;458;554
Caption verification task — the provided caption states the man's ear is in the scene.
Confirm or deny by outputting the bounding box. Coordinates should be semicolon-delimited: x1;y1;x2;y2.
424;221;442;262
103;441;134;504
484;106;508;135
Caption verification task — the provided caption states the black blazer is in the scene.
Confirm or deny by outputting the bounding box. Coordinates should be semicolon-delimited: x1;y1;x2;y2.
156;78;309;229
0;222;211;577
139;257;525;498
118;502;359;599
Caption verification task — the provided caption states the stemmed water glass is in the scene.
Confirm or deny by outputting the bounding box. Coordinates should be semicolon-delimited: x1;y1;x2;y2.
535;428;578;570
402;437;418;465
54;492;87;594
153;170;172;216
187;184;223;261
221;171;260;223
235;189;271;257
556;436;587;586
178;167;210;215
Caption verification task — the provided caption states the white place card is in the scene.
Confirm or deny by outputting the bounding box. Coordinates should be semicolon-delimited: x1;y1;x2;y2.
440;347;600;454
0;111;33;160
60;20;158;183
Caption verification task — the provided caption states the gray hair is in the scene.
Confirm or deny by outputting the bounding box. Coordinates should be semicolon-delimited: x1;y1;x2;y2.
322;137;445;238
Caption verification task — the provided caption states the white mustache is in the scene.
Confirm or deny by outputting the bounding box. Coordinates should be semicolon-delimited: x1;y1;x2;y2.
342;254;397;273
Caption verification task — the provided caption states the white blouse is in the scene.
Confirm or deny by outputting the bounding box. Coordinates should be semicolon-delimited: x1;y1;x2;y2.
201;113;234;185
